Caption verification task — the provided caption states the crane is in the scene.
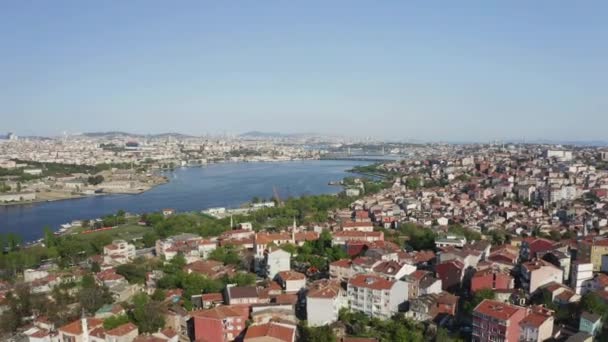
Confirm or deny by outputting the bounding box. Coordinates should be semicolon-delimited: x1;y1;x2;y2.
273;186;284;207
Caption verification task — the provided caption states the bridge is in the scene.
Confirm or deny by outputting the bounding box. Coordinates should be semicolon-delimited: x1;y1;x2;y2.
320;153;403;162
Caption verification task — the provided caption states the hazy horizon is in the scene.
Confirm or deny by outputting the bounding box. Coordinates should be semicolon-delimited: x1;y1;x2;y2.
1;2;607;141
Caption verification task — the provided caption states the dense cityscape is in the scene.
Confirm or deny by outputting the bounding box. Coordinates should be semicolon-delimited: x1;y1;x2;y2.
2;2;607;342
1;131;608;342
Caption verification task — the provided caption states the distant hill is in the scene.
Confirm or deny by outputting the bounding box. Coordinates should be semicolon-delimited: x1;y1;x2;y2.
240;131;287;138
239;131;320;138
82;132;195;139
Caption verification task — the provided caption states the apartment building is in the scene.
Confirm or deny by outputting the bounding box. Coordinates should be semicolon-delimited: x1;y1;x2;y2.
347;274;408;319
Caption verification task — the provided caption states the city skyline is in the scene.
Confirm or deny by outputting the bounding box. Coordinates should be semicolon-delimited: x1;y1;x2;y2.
1;1;607;141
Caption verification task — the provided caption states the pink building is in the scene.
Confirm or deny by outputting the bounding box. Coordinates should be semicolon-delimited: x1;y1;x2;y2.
470;268;514;293
521;260;564;295
473;299;528;342
191;305;249;342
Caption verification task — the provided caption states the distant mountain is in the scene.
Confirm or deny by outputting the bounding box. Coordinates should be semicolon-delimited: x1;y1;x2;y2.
240;131;287;138
82;131;141;138
239;131;322;138
82;131;195;139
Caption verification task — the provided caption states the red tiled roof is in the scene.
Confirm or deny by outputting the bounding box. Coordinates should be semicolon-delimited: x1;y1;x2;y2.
244;322;295;342
330;259;352;268
474;299;526;322
201;292;224;302
191;305;246;320
520;312;551;328
58;318;103;335
274;294;298;305
349;274;394;290
277;271;306;281
307;279;342;299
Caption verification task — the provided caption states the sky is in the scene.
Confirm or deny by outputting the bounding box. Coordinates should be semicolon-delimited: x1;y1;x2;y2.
0;1;607;142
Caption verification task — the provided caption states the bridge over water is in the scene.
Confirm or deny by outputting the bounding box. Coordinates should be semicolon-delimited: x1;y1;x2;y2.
320;153;404;162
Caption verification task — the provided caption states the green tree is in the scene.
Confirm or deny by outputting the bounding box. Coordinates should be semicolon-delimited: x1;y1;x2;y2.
581;292;608;319
91;261;101;273
116;263;147;284
299;324;337;342
208;246;240;266
130;293;165;333
6;233;22;252
79;275;113;314
463;289;496;317
43;226;58;248
103;314;130;330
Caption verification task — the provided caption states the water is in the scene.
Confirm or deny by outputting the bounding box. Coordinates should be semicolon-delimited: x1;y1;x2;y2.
0;160;368;241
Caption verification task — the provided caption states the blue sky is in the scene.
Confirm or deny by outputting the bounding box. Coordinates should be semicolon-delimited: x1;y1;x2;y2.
1;1;606;141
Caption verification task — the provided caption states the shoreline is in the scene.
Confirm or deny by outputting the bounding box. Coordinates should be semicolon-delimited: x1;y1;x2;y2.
1;159;374;244
0;158;349;208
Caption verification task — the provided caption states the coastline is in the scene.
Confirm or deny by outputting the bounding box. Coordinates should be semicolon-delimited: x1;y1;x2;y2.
0;158;325;207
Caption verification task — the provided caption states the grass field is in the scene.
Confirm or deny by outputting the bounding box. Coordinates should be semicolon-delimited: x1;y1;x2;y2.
70;224;150;242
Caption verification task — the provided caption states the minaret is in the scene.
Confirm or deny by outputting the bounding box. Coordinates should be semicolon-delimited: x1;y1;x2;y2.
291;217;296;243
230;215;234;229
81;309;89;342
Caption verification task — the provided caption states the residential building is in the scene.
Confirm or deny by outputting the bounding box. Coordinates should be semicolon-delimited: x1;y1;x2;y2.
407;292;458;322
435;235;467;248
571;261;594;295
191;305;249;342
264;249;291;279
105;322;139;342
58;317;103;342
521;260;564;295
243;322;296;342
306;279;348;327
347;274;408;319
579;311;602;336
435;260;465;291
276;271;306;293
103;240;136;266
470;268;514;292
519;306;554;342
472;299;528;342
331;231;384;245
329;259;354;281
225;285;266;305
578;237;608;272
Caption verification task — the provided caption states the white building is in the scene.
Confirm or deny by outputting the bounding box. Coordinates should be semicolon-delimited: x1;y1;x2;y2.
519;307;554;342
435;235;467;248
265;249;291;279
24;269;49;283
545;149;573;161
347;274;408;319
276;271;306;293
571;261;594;295
103;240;136;265
306;279;348;327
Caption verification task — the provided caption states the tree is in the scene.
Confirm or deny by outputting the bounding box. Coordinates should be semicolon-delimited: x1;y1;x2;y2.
130;293;165;333
209;246;240;266
43;226;58;248
151;289;166;302
79;275;113;314
299;324;337;342
463;289;496;317
142;232;159;248
103;314;130;330
87;175;104;185
91;261;101;273
581;293;608;319
6;233;22;252
116;263;147;284
406;177;421;190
